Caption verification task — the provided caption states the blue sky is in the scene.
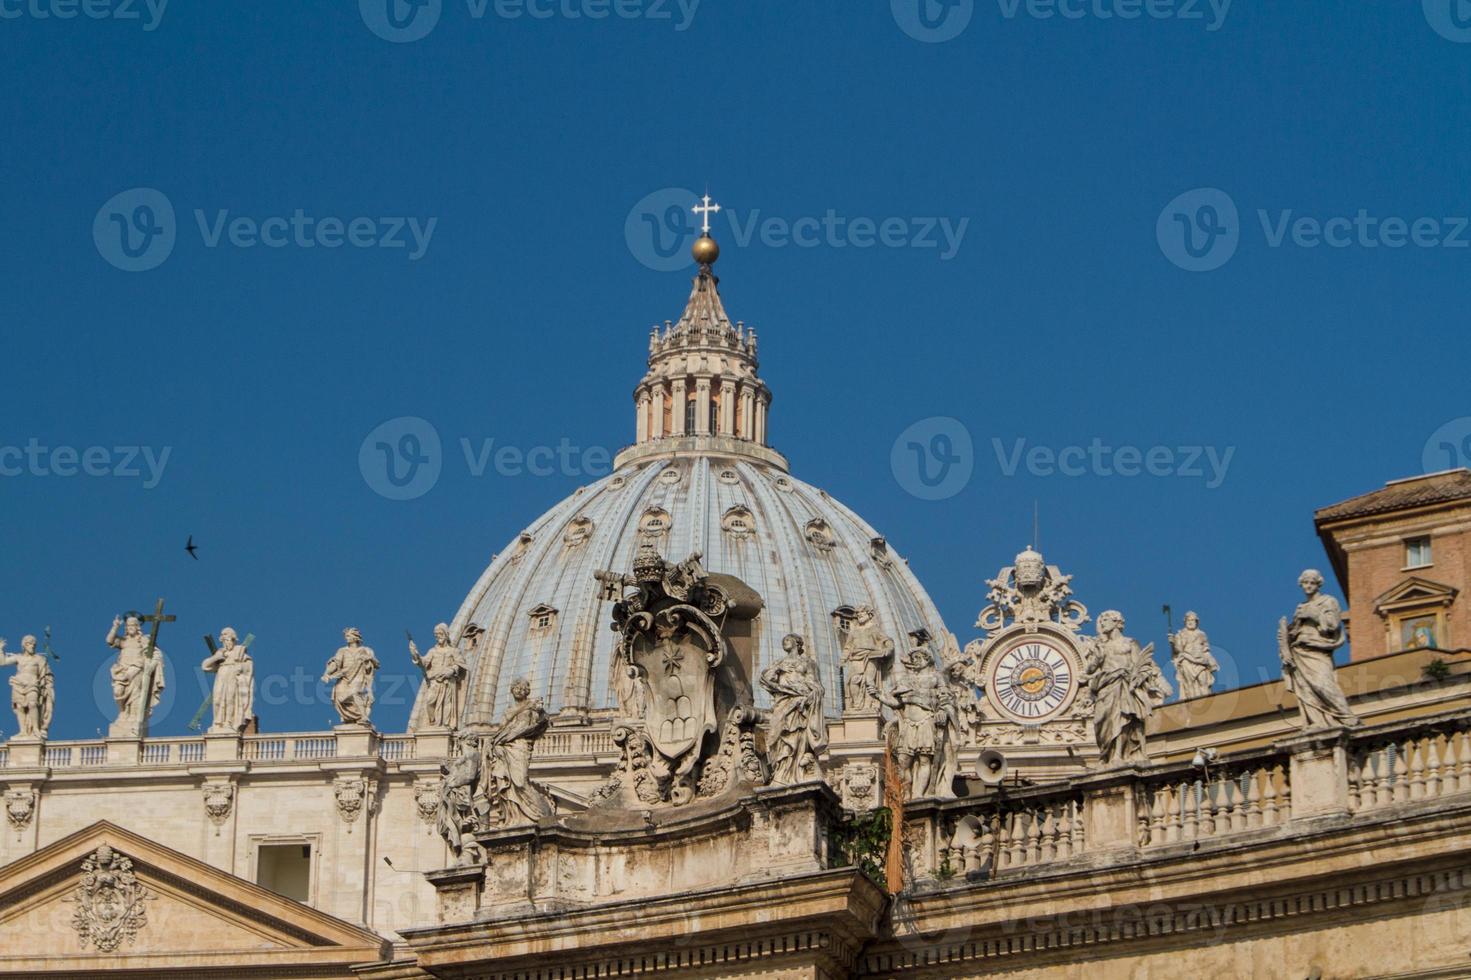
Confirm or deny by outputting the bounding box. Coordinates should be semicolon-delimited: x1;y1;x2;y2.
2;0;1469;739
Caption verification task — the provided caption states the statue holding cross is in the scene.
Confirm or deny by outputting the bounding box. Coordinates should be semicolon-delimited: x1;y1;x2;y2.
104;600;172;739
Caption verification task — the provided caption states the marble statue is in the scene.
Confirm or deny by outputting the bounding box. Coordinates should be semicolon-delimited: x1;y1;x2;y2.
939;630;984;745
436;736;486;865
1;635;54;739
324;628;378;726
409;623;467;731
867;643;959;800
484;678;555;827
1084;610;1171;766
760;634;828;785
841;606;894;713
104;615;166;738
201;627;254;734
1169;612;1219;700
1278;569;1359;730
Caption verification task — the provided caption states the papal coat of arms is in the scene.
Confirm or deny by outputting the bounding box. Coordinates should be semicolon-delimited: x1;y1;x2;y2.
593;543;765;807
69;845;151;952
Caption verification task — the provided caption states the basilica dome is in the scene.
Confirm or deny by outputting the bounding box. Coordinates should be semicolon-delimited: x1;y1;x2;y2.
440;236;947;727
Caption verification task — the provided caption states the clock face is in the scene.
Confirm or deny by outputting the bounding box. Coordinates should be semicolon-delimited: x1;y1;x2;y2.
988;639;1076;722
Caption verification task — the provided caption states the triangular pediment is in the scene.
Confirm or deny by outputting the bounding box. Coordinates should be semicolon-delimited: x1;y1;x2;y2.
0;820;387;977
1373;576;1459;615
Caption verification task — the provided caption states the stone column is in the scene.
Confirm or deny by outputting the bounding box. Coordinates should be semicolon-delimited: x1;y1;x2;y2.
671;379;687;436
1279;729;1352;821
635;390;650;444
719;381;735;436
694;379;711;436
739;387;754;440
755;396;768;445
651;386;665;439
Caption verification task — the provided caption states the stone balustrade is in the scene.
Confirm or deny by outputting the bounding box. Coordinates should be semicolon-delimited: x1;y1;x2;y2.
908;707;1471;887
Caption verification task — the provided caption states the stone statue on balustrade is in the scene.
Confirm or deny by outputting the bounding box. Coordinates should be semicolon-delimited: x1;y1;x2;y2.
1084;610;1171;766
1278;569;1359;731
866;642;959;800
589;542;766;809
408;623;467;732
105;615;166;738
841;605;894;713
484;678;555;828
939;630;985;746
436;736;488;865
1169;611;1219;701
1;635;55;740
202;627;254;734
324;628;378;727
760;634;827;785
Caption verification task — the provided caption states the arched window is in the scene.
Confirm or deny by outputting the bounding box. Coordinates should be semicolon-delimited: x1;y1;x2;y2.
684;396;697;435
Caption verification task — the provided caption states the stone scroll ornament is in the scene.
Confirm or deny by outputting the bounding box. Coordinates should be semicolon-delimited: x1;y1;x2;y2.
591;543;766;807
69;845;152;953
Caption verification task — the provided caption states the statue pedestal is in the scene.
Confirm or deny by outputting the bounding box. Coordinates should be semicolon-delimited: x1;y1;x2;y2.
105;738;140;766
837;713;883;741
412;728;453;760
4;737;44;768
1278;727;1352;821
1075;764;1146;856
334;724;377;758
204;732;242;762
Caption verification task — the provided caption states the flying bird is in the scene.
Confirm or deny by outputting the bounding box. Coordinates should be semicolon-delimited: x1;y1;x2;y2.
185;535;199;560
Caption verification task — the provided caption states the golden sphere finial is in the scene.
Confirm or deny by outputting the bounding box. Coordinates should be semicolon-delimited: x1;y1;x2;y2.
692;234;720;266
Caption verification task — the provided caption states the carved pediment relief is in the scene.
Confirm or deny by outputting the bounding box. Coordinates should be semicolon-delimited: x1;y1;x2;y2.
563;517;595;548
721;505;755;539
0;822;387;974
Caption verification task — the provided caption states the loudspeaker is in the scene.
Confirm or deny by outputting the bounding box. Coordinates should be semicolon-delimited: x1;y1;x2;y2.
976;748;1008;785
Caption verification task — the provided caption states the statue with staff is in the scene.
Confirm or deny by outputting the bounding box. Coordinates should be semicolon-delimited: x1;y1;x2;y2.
104;600;172;738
